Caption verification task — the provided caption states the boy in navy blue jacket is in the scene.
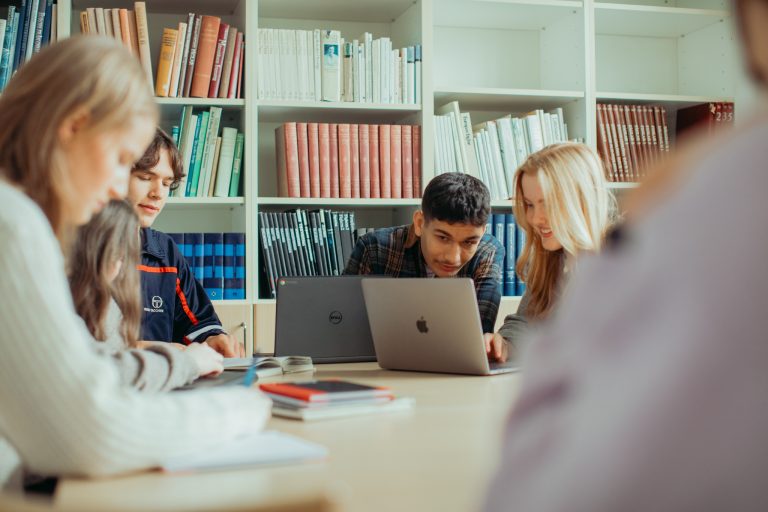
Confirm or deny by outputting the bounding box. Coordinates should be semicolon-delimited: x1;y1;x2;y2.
126;129;243;357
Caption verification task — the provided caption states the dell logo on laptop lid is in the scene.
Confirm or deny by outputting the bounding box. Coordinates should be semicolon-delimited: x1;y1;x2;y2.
329;311;343;325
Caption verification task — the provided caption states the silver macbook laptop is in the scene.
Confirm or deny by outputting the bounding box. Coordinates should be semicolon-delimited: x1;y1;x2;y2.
361;278;518;376
275;276;376;363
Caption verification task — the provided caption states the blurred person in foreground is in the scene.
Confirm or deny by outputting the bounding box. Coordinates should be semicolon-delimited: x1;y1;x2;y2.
485;1;768;510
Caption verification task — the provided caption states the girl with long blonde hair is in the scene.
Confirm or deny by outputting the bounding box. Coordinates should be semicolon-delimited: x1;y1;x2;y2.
0;36;269;487
485;142;614;361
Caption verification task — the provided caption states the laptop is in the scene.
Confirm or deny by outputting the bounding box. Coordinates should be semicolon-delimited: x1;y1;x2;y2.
361;278;518;376
275;276;376;363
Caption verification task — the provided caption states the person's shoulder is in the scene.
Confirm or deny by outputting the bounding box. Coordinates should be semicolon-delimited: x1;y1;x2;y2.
360;225;407;246
479;232;504;253
146;228;182;254
0;181;56;243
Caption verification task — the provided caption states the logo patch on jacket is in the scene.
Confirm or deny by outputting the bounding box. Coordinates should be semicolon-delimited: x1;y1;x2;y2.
145;295;165;313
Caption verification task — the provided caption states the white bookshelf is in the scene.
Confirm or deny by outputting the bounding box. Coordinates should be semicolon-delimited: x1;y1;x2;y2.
50;0;746;354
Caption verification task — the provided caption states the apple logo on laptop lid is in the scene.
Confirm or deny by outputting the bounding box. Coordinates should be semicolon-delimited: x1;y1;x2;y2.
416;317;428;334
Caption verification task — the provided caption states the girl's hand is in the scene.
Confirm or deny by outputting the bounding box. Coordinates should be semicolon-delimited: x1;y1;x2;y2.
186;343;224;377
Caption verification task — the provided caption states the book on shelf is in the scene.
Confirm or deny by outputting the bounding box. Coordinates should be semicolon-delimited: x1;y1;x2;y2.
79;6;244;99
596;103;672;183
434;102;571;200
169;231;245;300
275;122;421;199
676;102;734;139
160;430;327;472
484;212;525;297
257;27;421;105
258;210;366;298
169;105;242;198
223;355;315;377
0;1;60;92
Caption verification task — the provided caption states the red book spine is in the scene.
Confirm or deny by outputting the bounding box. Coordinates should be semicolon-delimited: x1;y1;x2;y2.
660;106;671;151
379;124;391;199
338;124;352;198
359;124;371;199
619;106;638;181
611;104;629;182
602;104;620;180
412;125;421;197
296;122;311;198
227;32;243;99
401;125;413;199
329;123;339;198
208;23;230;98
319;123;331;198
629;105;645;174
190;16;220;98
596;104;614;181
276;123;300;198
369;125;380;198
350;124;360;198
390;125;402;198
605;105;625;182
308;123;320;198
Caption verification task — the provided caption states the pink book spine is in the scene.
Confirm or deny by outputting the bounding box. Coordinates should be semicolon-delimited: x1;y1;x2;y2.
329;124;339;198
338;124;352;198
350;124;360;198
390;125;402;199
319;123;331;198
227;32;243;99
359;124;371;199
412;125;421;197
369;125;380;198
281;122;300;198
401;125;413;199
296;122;311;198
379;124;391;199
308;123;320;198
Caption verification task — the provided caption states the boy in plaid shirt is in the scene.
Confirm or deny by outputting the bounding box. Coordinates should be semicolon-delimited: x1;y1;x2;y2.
344;172;503;335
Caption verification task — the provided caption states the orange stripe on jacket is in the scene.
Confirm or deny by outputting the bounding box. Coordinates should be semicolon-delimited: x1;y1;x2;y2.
137;265;178;274
176;278;199;325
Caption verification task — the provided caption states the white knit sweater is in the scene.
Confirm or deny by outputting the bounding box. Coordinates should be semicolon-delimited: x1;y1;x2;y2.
0;180;270;487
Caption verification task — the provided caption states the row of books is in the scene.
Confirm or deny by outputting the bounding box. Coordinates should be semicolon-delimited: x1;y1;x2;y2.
0;1;59;91
276;122;422;199
257;28;422;105
676;102;735;138
258;210;362;298
170;106;244;198
168;232;246;300
596;103;670;183
155;15;243;99
435;101;570;200
487;213;526;297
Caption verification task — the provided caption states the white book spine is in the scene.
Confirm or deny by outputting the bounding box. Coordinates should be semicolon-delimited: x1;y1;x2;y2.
168;22;187;98
487;121;509;199
306;31;314;102
414;45;422;105
313;29;321;101
460;112;480;179
199;107;222;197
214;127;238;197
352;39;360;102
25;0;40;60
320;30;341;102
0;20;6;56
175;113;198;197
176;13;195;98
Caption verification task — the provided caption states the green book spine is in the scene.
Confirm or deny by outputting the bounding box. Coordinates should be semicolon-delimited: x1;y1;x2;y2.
228;132;245;197
189;110;209;197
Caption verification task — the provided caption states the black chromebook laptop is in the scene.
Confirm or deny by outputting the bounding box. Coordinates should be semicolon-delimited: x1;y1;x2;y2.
275;276;376;363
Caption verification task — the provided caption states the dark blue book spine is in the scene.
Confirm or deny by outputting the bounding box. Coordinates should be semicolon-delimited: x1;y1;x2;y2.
202;233;216;279
186;233;204;282
207;232;224;278
223;232;236;279
493;213;505;296
185;115;203;197
13;0;28;72
515;224;527;296
504;214;517;296
203;278;224;301
40;0;51;48
234;233;246;279
224;278;245;300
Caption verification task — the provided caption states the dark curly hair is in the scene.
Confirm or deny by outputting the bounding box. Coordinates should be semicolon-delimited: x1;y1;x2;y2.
421;172;491;226
131;128;185;190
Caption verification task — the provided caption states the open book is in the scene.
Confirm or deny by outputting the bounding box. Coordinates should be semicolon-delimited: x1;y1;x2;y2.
223;356;315;377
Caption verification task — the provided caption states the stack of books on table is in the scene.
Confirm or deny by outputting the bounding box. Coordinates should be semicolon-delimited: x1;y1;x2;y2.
260;380;414;421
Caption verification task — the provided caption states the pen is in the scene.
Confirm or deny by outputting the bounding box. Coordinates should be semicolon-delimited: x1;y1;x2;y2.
242;361;258;387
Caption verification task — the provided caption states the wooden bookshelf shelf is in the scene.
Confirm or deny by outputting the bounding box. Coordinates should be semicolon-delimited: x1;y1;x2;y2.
257;198;421;208
165;197;245;207
594;3;729;38
257;101;421;124
434;87;585;112
156;98;246;108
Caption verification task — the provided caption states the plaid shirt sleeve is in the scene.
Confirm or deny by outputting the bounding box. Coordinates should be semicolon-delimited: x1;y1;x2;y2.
472;236;504;333
343;237;372;275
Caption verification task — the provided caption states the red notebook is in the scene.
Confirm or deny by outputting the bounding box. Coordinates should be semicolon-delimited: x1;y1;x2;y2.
260;380;393;403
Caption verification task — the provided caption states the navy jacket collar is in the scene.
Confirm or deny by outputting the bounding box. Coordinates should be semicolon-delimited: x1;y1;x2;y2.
141;227;166;260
